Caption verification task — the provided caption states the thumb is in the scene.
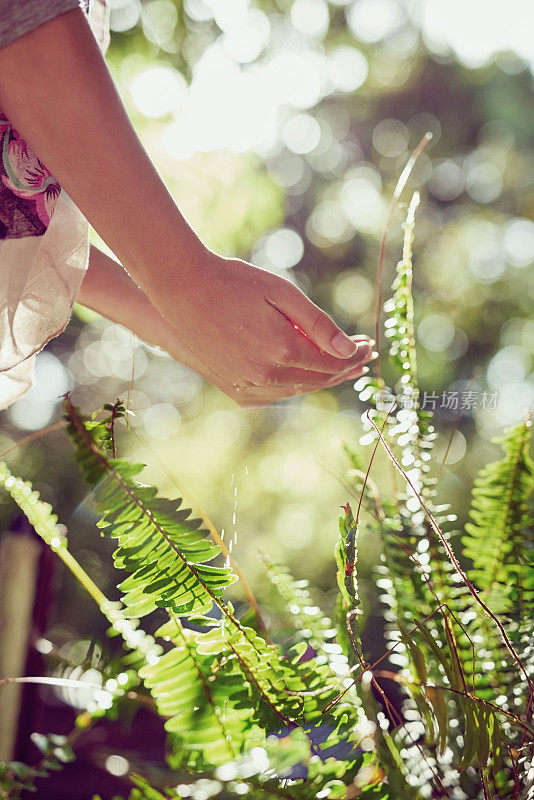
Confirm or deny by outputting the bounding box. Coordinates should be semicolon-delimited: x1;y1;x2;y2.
277;288;357;358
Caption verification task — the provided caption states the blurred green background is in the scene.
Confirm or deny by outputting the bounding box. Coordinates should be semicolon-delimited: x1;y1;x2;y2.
0;0;533;789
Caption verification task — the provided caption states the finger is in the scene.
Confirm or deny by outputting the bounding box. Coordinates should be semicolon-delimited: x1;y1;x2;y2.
236;362;370;407
265;364;361;390
296;363;370;392
284;337;375;374
325;363;370;388
268;286;357;358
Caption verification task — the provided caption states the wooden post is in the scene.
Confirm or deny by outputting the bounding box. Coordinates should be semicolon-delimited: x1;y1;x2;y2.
0;523;41;762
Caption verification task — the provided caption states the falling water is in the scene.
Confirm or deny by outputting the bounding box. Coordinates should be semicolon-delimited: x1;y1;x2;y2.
231;471;239;548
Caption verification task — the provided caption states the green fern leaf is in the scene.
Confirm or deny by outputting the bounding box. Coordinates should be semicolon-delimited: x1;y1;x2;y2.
463;415;534;617
65;396;238;620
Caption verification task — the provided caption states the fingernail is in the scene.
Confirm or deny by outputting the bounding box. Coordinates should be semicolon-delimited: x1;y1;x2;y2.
371;350;379;360
331;332;357;357
368;338;376;347
362;366;369;374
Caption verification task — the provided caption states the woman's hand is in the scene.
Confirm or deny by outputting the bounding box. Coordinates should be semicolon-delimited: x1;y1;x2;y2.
80;248;374;407
141;248;374;406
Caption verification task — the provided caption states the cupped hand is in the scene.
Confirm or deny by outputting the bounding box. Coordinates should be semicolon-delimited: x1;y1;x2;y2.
148;251;375;407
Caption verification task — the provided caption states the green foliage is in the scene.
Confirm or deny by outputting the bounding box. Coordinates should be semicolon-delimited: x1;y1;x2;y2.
463;416;534;617
1;201;533;800
263;554;336;657
0;735;75;799
1;397;385;798
66;397;238;620
460;416;534;752
347;200;534;798
140;615;256;766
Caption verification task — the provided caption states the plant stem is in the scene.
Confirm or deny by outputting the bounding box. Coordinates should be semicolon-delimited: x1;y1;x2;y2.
50;543;108;608
374;132;432;372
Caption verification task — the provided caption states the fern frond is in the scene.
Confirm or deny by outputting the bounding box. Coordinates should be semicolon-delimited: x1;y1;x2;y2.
65;395;238;620
140;616;256;766
194;607;336;731
129;737;386;800
261;555;366;727
355;195;447;640
348;228;534;794
262;555;337;657
463;415;534;617
0;459;265;769
460;415;534;742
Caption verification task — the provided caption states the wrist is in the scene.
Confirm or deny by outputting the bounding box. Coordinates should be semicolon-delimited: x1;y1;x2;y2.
130;220;214;302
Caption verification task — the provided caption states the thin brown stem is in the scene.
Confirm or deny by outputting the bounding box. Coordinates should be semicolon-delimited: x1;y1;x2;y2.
0;421;66;460
366;410;534;695
355;412;391;526
323;605;446;713
369;674;451;798
373;671;534;738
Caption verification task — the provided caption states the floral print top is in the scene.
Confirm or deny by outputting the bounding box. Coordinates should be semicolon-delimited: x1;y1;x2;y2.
0;119;62;238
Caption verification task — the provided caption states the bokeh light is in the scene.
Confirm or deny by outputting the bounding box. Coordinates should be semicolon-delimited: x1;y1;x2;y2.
131;64;187;118
328;46;368;93
291;0;329;38
347;0;404;44
8;353;71;431
503;218;534;268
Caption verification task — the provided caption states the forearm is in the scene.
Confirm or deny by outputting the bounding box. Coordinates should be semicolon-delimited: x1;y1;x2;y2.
0;9;204;294
78;246;177;350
